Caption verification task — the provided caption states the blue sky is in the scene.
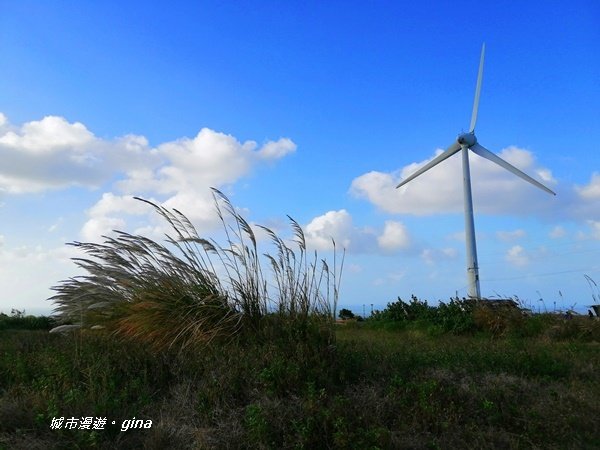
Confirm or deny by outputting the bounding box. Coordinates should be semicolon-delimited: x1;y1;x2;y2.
1;1;599;315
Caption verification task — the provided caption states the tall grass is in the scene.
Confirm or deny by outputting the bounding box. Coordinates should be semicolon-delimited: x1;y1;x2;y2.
49;188;343;351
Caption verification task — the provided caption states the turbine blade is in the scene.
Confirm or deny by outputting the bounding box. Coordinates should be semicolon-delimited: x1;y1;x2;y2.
396;142;461;189
471;143;556;195
469;43;485;133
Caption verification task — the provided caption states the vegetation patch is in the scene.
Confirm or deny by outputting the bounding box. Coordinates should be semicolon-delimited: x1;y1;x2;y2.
49;188;342;352
2;193;599;448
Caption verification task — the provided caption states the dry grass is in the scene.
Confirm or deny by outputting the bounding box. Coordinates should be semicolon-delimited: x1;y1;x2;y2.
49;188;343;351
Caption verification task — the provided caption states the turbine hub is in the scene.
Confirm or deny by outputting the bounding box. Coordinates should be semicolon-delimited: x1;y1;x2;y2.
457;132;477;147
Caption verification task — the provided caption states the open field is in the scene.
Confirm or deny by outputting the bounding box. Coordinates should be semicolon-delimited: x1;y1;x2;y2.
1;313;599;449
2;197;598;448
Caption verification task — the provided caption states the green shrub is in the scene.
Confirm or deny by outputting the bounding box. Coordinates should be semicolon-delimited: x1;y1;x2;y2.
0;312;55;331
368;296;476;335
434;298;476;333
370;296;432;323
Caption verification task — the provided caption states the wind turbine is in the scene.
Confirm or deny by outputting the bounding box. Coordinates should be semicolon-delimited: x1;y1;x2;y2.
395;44;555;299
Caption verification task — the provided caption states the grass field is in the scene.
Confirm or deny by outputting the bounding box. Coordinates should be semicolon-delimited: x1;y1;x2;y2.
2;194;598;448
1;312;599;449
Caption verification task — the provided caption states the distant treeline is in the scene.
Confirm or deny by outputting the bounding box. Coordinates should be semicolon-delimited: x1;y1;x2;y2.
0;310;55;331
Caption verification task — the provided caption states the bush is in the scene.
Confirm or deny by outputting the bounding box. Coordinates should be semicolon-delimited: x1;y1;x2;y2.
49;188;343;352
0;312;55;331
472;304;525;337
338;308;355;320
369;296;476;334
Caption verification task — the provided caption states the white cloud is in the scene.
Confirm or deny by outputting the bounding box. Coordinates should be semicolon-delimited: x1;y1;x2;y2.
370;269;407;288
421;249;436;265
553;173;600;221
447;231;465;242
0;114;155;193
350;146;557;216
347;263;362;273
81;193;159;242
442;247;458;258
48;218;64;233
0;244;81;315
576;173;600;200
377;220;410;252
0;115;296;243
587;220;600;240
496;229;526;242
80;216;126;242
258;138;296;160
146;129;296;193
88;192;151;217
549;226;566;239
73;126;295;241
421;247;458;265
304;211;412;254
387;270;407;282
157;129;254;188
372;277;385;286
305;210;354;250
505;245;529;266
0;116;94;153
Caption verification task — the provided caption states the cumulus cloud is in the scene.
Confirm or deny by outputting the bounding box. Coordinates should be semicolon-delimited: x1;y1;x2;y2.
154;129;290;189
101;128;296;234
304;211;411;254
587;220;600;240
80;216;127;242
350;146;558;216
505;245;529;266
0;114;297;240
377;221;411;252
372;269;407;287
347;263;363;273
560;173;600;221
549;226;566;239
258;138;296;160
447;231;465;242
305;210;355;250
48;218;64;233
575;173;600;200
0;116;159;194
0;243;82;314
0;115;156;193
0;115;94;153
80;193;159;241
108;129;295;233
496;229;526;242
421;247;458;265
88;192;152;217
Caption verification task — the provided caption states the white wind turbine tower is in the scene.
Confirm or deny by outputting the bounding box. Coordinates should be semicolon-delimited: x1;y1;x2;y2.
395;44;556;299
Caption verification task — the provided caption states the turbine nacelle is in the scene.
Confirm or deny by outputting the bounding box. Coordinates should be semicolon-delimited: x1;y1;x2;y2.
457;132;477;147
